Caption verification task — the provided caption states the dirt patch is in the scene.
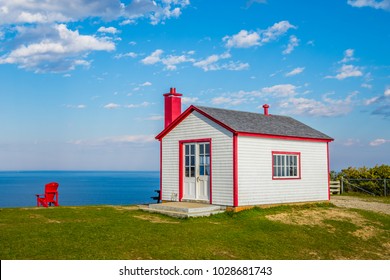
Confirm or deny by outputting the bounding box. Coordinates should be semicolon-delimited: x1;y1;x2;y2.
330;196;390;215
133;214;180;224
29;214;61;223
266;208;385;240
214;250;237;259
110;206;139;211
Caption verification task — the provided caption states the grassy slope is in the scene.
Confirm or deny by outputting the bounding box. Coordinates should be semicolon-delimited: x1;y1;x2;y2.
0;203;389;260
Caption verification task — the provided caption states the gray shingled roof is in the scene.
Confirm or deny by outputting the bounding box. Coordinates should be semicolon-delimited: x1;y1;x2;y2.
196;106;333;140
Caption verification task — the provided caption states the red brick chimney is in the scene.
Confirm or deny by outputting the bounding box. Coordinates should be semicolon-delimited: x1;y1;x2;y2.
263;104;270;116
163;87;182;128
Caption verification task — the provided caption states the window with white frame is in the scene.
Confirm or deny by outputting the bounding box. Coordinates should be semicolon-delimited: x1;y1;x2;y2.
272;152;300;179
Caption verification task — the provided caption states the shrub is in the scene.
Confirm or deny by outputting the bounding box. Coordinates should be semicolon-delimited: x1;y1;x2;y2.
332;165;390;196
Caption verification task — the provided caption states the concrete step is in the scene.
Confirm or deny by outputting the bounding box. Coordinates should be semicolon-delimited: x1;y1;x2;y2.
139;202;226;218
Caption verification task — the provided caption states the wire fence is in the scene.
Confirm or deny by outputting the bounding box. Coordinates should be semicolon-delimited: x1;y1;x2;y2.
340;177;388;196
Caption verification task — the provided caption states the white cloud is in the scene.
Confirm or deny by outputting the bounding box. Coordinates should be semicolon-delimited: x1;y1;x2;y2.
141;49;194;70
97;26;120;34
103;101;152;110
144;115;163;121
0;0;190;73
325;49;363;80
363;86;390;117
125;0;190;25
104;135;155;144
125;101;151;108
70;134;156;146
223;30;260;48
279;92;356;117
140;81;152;87
161;54;195;70
369;138;390;146
222;83;356;117
246;0;267;7
142;48;247;72
384;86;390;96
223;21;296;49
326;64;363;80
193;52;249;71
361;83;372;89
193;53;229;70
104;103;120;109
65;104;86;109
347;0;390;11
0;24;115;72
364;96;380;105
211;96;245;106
340;48;356;63
207;83;356;117
141;49;164;65
285;67;305;77
0;0;124;25
283;35;299;54
114;52;138;59
343;138;361;146
0;0;190;25
259;20;296;44
261;84;298;97
182;97;199;104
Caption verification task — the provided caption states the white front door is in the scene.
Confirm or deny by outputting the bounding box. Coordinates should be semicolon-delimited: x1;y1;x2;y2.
183;142;210;201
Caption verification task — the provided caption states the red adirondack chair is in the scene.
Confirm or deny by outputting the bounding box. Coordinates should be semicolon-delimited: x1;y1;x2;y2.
36;182;59;207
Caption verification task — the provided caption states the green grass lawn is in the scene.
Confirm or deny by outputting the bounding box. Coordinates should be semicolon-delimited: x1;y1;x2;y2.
0;203;389;260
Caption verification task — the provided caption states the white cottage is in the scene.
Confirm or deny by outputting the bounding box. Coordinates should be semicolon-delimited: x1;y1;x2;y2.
156;88;333;208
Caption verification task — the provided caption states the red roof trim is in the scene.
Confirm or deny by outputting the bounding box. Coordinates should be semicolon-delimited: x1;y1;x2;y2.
237;132;333;143
155;105;196;140
155;106;334;143
155;106;236;140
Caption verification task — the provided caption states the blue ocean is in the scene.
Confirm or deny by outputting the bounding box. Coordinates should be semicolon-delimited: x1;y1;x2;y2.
0;171;160;208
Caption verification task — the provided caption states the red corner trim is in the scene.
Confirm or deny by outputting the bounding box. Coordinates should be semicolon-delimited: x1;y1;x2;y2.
233;134;238;207
327;142;331;201
159;140;162;201
179;142;183;201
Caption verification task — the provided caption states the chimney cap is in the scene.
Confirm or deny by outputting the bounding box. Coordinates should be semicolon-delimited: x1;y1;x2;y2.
163;87;182;97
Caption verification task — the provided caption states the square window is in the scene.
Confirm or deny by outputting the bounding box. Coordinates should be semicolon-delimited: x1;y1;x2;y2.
272;152;300;179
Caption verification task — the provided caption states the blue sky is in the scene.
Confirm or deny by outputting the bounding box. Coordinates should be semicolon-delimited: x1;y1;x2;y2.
0;0;389;171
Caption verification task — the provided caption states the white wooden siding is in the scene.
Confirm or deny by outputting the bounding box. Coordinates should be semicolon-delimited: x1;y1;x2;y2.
237;136;329;206
162;111;234;206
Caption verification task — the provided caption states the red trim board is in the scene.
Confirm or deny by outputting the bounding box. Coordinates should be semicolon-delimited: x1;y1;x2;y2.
233;134;238;207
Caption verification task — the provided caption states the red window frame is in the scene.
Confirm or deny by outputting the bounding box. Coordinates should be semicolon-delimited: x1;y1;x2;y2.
272;151;301;180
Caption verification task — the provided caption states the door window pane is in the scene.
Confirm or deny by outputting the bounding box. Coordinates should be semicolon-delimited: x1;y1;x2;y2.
185;167;189;177
190;167;195;177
